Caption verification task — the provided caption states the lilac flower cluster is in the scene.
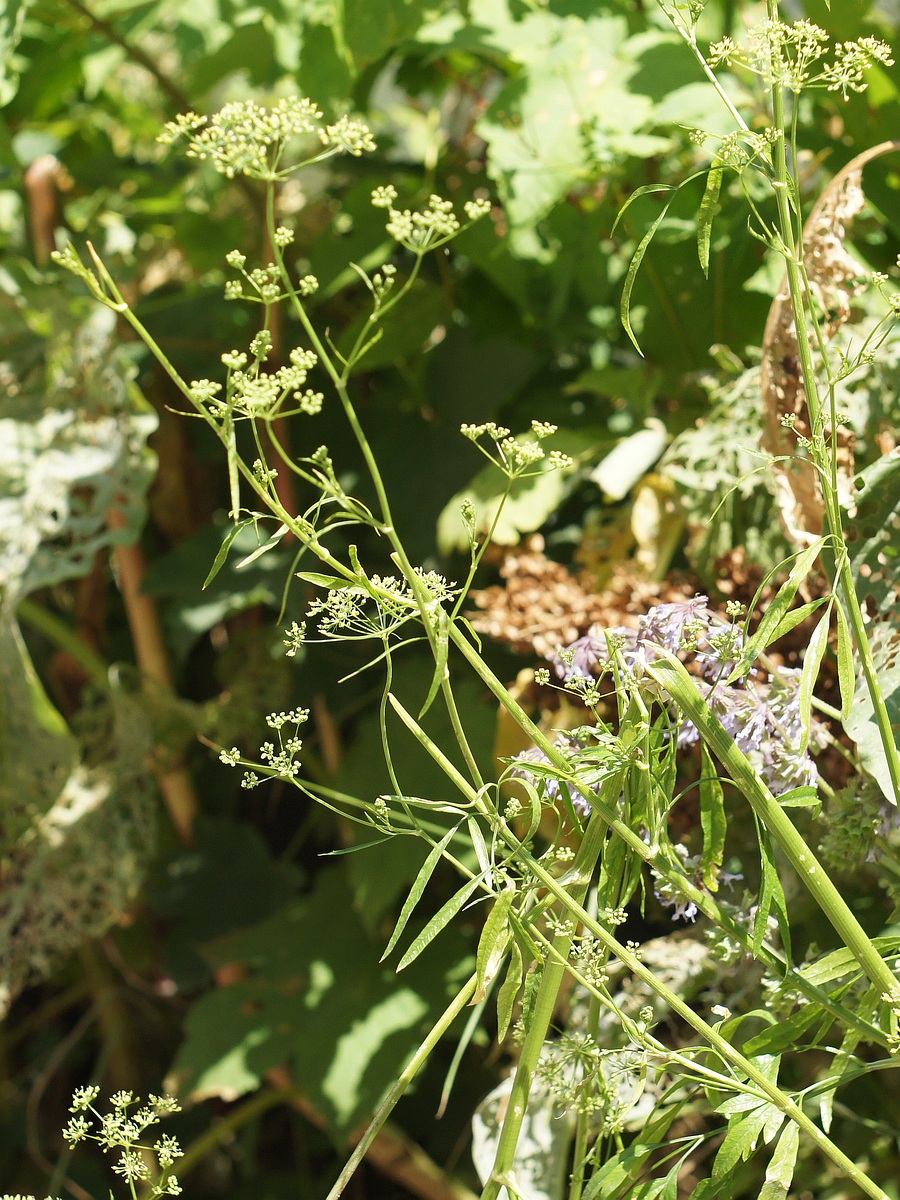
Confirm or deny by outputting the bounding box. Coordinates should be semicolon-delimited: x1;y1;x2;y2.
684;669;824;794
548;597;821;798
553;596;739;684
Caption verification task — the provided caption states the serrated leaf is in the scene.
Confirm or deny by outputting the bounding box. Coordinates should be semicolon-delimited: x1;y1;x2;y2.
396;875;482;971
797;606;831;754
742;1002;827;1056
835;600;855;723
758;1124;799;1200
712;1106;769;1175
754;832;791;963
473;889;514;1003
798;936;900;987
380;824;460;963
699;743;726;892
697;159;724;276
728;539;827;682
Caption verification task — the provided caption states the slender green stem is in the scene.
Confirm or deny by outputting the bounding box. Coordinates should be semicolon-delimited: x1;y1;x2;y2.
326;973;479;1200
392;690;889;1199
174;1087;295;1180
646;651;899;1006
480;783;621;1200
762;4;900;806
521;856;889;1199
667;12;751;134
447;621;890;1045
16;599;109;686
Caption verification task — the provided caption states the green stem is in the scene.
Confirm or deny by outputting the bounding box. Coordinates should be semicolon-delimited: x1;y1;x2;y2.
446;621;889;1046
174;1086;295;1180
480;783;621;1200
646;651;899;1005
763;5;900;807
16;598;109;686
393;688;889;1199
326;973;479;1200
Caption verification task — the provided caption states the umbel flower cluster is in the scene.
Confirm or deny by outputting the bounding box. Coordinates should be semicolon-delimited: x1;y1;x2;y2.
158;98;376;179
708;17;893;98
60;1087;183;1197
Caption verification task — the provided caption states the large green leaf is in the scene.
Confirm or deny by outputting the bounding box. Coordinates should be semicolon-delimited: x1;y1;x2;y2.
168;868;473;1132
476;13;669;230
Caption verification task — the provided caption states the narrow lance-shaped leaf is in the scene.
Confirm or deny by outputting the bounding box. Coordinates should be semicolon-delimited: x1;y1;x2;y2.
835;599;855;722
618;187;677;355
495;939;523;1043
697;157;724;277
699;743;727;892
380;823;460;962
728;538;827;682
419;605;449;719
396;874;483;971
754;829;792;965
203;518;254;589
473;888;514;1003
467;816;491;876
235;523;289;569
797;604;831;754
758;1123;799;1200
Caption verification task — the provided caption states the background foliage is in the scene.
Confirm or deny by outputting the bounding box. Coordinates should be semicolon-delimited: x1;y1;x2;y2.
2;0;900;1196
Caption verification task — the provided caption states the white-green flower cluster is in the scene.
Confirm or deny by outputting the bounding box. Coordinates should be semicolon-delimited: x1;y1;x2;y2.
61;1089;182;1198
158;99;376;180
461;420;574;479
372;187;491;253
306;569;456;640
190;340;322;422
220;709;310;786
283;620;307;657
709;19;893;98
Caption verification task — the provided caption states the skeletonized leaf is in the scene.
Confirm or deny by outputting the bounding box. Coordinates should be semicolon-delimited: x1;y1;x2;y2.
699;743;726;892
728;539;826;681
473;888;514;1003
797;605;831;754
697;158;724;277
380;824;460;962
396;875;482;971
